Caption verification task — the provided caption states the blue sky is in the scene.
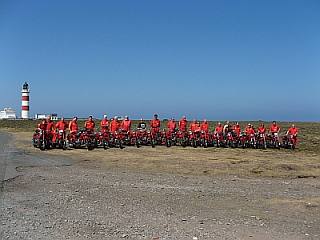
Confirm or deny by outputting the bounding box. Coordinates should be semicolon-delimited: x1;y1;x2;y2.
0;0;319;121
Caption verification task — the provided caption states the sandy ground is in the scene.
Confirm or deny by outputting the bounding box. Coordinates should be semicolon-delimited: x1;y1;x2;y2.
1;131;320;239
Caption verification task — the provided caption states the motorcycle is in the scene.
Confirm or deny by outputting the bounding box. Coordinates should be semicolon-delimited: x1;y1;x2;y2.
215;132;225;147
67;130;96;150
247;133;257;148
109;131;124;149
176;130;189;147
267;133;281;149
96;131;110;149
67;132;81;149
32;129;50;151
189;131;201;148
200;131;211;148
164;129;177;147
232;132;242;148
81;129;96;150
135;129;150;147
129;131;140;148
225;132;236;148
53;130;67;150
238;133;247;148
150;128;161;147
282;134;297;150
256;133;267;149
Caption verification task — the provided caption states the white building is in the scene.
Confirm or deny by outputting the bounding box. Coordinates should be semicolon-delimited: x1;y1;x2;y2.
34;113;58;120
0;108;17;119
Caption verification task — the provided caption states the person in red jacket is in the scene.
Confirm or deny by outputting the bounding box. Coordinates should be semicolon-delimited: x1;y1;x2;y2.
286;124;298;144
215;122;223;135
37;119;47;131
195;121;201;133
270;121;280;135
257;122;266;144
46;115;55;132
287;124;298;135
167;118;177;132
55;117;68;131
179;116;187;132
189;120;196;132
100;115;109;133
36;119;48;143
150;114;161;134
258;123;266;134
53;117;68;142
200;119;209;133
121;116;132;132
190;120;201;133
69;117;79;134
45;115;55;142
245;124;255;135
84;116;95;132
269;121;281;142
233;122;241;137
110;117;120;133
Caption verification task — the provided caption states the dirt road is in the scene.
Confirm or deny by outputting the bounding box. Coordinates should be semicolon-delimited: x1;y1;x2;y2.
1;132;320;239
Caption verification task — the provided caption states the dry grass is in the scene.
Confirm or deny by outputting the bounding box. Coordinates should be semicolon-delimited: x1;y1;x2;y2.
10;127;320;179
1;119;319;152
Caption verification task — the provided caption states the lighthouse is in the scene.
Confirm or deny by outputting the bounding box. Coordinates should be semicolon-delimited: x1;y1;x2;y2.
21;82;30;119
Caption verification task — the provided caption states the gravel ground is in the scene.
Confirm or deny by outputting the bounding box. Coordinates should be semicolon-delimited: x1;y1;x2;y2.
1;132;320;240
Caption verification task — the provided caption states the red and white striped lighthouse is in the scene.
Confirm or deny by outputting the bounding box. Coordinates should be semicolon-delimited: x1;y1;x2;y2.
21;82;30;119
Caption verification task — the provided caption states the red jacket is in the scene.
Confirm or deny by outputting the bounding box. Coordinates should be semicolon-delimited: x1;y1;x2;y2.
150;119;160;129
288;127;298;135
215;125;223;134
190;123;201;132
233;125;241;136
167;120;176;131
190;122;196;132
121;120;132;132
179;119;187;132
245;127;255;135
55;120;68;131
270;124;280;133
110;120;119;132
46;120;55;132
200;122;209;133
85;120;95;131
38;122;47;131
258;126;266;134
69;120;78;133
100;119;109;131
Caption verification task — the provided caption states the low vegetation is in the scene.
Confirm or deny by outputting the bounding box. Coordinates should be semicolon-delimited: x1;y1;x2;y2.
1;119;319;179
1;119;319;153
